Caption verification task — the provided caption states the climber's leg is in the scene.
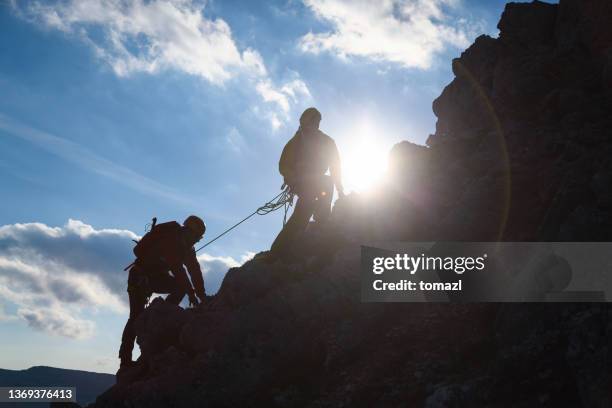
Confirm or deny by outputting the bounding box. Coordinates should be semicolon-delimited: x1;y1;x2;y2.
270;192;316;255
313;175;334;223
119;282;147;365
150;273;185;305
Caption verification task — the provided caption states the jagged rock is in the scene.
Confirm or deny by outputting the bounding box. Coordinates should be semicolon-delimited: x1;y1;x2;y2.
498;1;558;48
92;1;610;406
134;297;191;360
428;0;612;243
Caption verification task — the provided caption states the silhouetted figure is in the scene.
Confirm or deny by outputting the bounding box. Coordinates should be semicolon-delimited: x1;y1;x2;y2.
270;108;344;256
118;215;207;368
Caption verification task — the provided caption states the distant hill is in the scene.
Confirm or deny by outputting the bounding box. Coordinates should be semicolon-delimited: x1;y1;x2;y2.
0;366;114;407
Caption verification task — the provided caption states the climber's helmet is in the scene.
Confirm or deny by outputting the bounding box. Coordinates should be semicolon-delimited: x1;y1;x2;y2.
299;107;321;131
183;215;206;244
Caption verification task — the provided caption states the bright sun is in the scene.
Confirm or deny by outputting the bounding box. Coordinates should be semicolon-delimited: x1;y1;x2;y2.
340;118;389;193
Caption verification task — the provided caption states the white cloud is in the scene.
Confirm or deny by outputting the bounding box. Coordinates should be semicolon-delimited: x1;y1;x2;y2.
0;220;136;338
255;76;312;129
225;126;247;154
0;219;251;338
256;78;312;115
197;252;254;294
18;307;95;340
17;0;264;83
300;0;476;69
94;356;116;370
12;0;310;129
269;114;283;131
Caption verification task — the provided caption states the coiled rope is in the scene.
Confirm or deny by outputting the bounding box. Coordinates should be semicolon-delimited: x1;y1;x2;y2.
195;187;294;253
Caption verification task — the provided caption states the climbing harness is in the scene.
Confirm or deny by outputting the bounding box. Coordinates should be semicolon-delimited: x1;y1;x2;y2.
195;186;294;253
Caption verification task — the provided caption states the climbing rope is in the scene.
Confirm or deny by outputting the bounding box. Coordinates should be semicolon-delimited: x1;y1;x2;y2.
195;187;294;253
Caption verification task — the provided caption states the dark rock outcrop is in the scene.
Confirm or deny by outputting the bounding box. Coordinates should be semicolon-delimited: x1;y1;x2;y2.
93;1;611;407
427;0;612;243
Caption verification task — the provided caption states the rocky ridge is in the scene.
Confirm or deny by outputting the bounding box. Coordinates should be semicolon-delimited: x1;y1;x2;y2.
93;1;611;407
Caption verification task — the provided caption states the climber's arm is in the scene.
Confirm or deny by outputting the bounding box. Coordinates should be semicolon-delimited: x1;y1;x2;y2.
279;138;297;188
170;264;196;301
185;248;206;301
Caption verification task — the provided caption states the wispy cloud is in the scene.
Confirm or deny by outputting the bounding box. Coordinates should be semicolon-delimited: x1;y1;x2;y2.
11;0;310;129
300;0;478;69
0;115;193;204
17;307;95;340
225;126;247;154
256;77;312;130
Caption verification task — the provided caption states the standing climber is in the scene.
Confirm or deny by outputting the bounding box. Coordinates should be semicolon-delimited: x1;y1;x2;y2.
270;107;345;256
118;215;207;369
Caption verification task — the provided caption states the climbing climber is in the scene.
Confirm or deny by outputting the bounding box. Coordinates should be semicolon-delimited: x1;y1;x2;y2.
118;215;207;370
270;107;345;257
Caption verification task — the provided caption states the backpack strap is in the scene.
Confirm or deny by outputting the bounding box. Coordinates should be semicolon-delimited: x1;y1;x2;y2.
123;217;158;271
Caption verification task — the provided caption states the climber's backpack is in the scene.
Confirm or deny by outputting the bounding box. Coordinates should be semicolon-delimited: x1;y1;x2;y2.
134;219;183;257
125;218;181;271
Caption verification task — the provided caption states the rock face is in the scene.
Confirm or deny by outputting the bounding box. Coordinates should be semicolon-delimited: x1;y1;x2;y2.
427;0;612;243
92;1;611;407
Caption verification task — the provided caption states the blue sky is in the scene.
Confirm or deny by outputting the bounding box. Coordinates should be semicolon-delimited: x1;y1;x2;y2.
0;0;537;373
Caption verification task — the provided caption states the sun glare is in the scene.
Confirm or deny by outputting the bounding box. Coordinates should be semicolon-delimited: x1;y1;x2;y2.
340;119;389;193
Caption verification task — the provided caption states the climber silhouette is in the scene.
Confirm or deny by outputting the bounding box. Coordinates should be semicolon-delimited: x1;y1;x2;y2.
118;215;207;369
270;107;345;257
